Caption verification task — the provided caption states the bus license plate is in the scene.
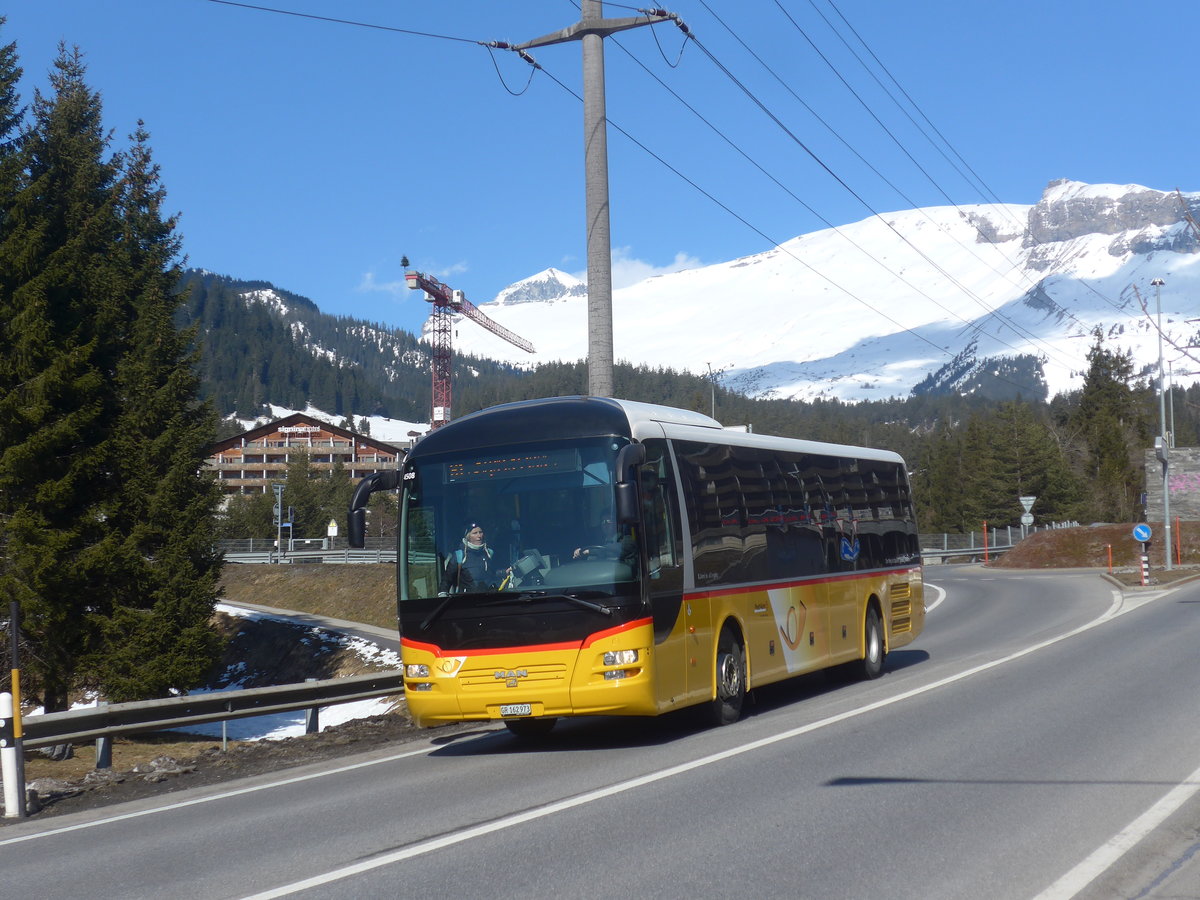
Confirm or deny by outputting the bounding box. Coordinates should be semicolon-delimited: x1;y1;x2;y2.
500;704;532;717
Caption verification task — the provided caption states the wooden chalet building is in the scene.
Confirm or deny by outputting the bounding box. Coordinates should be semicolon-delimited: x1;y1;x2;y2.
206;413;403;495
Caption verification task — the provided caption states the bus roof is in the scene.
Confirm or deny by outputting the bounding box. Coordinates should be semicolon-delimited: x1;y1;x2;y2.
411;396;905;466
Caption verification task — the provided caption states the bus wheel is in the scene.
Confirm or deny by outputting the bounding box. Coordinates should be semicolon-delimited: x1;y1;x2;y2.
504;717;557;739
860;604;885;680
708;627;746;726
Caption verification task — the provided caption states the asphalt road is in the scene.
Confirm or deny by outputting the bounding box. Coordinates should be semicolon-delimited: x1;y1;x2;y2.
2;567;1199;900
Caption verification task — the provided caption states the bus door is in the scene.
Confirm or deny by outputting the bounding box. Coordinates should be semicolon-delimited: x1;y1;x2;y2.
640;440;689;713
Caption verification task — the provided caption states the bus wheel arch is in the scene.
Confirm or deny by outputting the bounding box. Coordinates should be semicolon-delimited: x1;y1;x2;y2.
706;619;747;726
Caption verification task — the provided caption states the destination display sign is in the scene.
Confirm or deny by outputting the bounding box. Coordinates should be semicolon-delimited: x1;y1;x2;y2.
446;448;580;484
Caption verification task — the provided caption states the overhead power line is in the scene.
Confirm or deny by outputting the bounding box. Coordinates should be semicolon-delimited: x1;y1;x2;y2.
204;0;481;43
199;0;1091;396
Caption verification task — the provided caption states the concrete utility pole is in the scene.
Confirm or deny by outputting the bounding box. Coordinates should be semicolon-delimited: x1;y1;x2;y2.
1152;277;1172;570
516;3;672;398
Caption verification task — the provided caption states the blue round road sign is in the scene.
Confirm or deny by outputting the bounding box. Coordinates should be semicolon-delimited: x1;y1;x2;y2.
1132;523;1152;542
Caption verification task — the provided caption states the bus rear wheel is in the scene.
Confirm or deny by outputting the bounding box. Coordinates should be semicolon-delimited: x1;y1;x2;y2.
504;717;557;739
860;604;885;680
707;627;746;726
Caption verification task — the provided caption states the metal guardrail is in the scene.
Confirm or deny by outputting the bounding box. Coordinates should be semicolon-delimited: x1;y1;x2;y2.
223;549;396;565
19;671;405;749
921;544;1013;563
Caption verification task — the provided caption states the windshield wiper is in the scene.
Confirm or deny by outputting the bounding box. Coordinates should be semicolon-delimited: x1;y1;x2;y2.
511;591;614;616
421;590;615;630
419;594;457;631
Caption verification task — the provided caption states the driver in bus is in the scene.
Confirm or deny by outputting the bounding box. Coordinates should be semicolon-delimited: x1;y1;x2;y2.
440;522;502;594
572;516;637;569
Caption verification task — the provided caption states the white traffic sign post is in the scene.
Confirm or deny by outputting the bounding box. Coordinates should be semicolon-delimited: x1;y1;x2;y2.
1019;496;1036;538
1132;524;1153;585
1;692;23;817
273;482;285;562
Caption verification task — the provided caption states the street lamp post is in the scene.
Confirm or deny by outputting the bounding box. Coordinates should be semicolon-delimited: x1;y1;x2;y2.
705;362;717;419
1152;277;1172;570
705;362;733;420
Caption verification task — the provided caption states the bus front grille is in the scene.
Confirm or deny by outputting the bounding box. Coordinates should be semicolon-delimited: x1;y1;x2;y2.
458;662;568;691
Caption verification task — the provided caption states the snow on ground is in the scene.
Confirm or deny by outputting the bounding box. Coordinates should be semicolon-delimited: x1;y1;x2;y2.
164;603;402;741
24;604;402;743
170;695;397;743
225;404;427;445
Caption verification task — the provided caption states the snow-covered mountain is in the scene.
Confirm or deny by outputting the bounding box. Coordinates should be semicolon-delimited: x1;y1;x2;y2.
432;180;1200;402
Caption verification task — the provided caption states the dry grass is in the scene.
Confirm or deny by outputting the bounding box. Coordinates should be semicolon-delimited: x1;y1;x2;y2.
23;734;227;782
217;562;398;630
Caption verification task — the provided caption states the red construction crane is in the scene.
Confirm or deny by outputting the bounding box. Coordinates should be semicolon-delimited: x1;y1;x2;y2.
406;269;535;429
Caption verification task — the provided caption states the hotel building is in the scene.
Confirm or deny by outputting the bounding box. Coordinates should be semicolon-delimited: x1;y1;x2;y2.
206;413;404;495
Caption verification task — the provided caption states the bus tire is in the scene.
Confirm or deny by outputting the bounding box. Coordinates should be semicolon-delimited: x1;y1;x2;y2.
707;626;746;726
860;603;885;680
504;717;557;739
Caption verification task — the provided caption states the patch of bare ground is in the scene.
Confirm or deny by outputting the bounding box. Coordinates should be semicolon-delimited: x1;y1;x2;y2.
11;713;454;820
217;562;399;631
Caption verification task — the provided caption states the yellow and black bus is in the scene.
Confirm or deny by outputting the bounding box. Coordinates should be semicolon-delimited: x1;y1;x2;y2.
348;396;923;737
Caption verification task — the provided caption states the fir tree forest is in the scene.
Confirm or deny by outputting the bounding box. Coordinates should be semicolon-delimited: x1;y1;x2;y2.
0;24;1184;710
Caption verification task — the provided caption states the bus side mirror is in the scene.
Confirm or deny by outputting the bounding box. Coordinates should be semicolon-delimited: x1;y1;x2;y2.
615;482;638;525
347;470;401;548
614;443;647;525
348;508;366;549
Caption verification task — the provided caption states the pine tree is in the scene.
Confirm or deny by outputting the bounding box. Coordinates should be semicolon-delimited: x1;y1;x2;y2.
990;401;1082;524
1069;332;1150;522
216;492;275;541
0;18;21;197
283;450;323;539
0;44;224;708
0;44;124;711
958;415;1008;528
912;424;966;532
0;18;25;376
85;122;223;702
0;19;25;683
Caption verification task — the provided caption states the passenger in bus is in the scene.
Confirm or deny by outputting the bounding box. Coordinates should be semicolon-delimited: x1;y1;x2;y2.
572;516;637;569
441;522;502;594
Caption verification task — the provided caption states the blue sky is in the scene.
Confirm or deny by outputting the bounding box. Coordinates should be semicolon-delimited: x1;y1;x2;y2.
4;1;1197;337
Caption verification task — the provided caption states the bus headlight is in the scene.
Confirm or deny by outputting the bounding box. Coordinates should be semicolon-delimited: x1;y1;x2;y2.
603;649;639;666
405;663;430;678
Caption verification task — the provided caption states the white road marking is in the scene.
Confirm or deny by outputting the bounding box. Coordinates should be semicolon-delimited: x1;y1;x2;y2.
0;745;435;847
239;585;1157;899
924;581;947;613
5;578;1188;900
1031;758;1200;900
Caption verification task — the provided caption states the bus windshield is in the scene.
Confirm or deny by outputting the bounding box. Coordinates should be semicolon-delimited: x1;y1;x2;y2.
400;437;640;602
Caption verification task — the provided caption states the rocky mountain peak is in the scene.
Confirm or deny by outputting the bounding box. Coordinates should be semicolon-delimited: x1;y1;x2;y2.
1025;180;1199;250
493;267;587;305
